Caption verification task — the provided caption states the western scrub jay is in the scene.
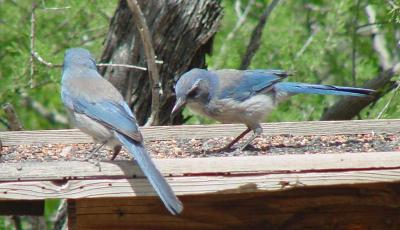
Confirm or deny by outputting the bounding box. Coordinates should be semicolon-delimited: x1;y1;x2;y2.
172;68;374;151
61;48;183;215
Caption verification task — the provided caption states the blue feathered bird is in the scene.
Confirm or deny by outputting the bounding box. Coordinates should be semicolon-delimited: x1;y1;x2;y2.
172;68;374;151
61;48;183;215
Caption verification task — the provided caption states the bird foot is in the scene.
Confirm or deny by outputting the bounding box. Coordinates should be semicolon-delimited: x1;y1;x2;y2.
85;154;96;162
110;153;118;161
209;143;258;153
209;145;235;153
239;144;258;151
109;145;122;161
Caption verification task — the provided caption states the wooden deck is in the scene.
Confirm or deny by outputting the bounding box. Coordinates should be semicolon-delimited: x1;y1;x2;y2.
0;119;399;229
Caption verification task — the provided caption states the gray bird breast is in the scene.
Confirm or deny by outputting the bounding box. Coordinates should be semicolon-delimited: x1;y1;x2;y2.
72;112;119;148
187;94;277;129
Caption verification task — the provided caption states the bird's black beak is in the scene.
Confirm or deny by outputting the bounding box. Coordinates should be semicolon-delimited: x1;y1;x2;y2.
171;97;186;117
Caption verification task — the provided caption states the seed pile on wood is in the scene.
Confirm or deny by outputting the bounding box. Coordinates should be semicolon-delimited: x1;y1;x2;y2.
1;133;399;163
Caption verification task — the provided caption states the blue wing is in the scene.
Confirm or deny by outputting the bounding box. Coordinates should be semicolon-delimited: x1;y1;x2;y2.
66;93;143;142
218;70;286;101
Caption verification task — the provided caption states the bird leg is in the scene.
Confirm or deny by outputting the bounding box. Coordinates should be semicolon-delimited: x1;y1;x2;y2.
85;142;107;172
110;145;122;161
85;142;105;161
212;128;251;152
238;126;263;151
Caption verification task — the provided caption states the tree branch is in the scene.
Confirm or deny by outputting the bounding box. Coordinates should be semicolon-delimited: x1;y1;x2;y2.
0;117;10;130
27;217;46;230
40;0;71;10
52;199;68;230
21;94;69;125
29;2;157;72
295;24;318;59
230;0;255;40
215;0;255;68
2;103;23;131
32;52;63;68
234;0;242;19
30;2;37;88
239;0;281;69
1;103;23;224
351;0;362;86
376;81;400;119
126;0;161;126
97;63;147;71
32;51;151;70
365;5;392;70
321;63;400;120
10;215;22;230
320;4;396;120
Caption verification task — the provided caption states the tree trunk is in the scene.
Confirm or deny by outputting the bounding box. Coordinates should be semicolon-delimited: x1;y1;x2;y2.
100;0;222;125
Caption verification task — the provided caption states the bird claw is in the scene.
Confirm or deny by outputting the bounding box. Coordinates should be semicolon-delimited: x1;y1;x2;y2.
239;144;258;151
210;145;235;153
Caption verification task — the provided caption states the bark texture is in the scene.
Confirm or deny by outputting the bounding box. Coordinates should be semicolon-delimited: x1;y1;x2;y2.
100;0;223;125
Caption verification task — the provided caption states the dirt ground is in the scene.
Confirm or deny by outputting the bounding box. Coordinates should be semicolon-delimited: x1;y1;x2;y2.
1;132;399;163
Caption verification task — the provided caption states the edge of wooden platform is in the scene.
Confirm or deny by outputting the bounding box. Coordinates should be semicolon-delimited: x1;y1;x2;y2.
1;119;399;145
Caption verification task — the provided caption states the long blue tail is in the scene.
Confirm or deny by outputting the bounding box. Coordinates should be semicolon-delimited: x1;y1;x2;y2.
115;133;183;215
275;82;374;96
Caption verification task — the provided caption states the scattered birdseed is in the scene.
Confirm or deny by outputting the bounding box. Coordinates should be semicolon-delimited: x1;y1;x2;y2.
0;133;399;163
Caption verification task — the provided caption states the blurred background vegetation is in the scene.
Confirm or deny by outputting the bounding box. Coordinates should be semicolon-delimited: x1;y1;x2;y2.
0;0;399;229
1;0;399;131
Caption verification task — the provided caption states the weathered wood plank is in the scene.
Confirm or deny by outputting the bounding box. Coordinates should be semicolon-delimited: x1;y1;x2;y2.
0;119;399;145
1;168;400;199
0;152;399;181
68;184;400;230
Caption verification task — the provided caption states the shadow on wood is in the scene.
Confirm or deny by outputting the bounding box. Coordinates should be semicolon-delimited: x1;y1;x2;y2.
0;200;44;216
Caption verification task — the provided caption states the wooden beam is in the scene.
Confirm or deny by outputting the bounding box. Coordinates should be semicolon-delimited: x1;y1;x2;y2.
67;184;400;229
1;152;400;181
1;119;398;146
1;169;400;200
0;152;399;200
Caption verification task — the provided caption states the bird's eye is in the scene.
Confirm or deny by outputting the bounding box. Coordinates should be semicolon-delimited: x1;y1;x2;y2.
187;87;198;98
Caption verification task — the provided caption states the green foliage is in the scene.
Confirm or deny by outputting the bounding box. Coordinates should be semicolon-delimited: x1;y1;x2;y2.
0;0;116;130
45;199;62;228
388;0;400;23
1;0;399;129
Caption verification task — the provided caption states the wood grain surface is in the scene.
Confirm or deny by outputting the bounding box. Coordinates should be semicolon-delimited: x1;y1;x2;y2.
1;119;399;146
68;183;400;230
0;152;399;199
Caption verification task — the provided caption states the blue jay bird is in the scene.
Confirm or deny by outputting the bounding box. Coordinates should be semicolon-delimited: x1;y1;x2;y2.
61;48;183;215
172;68;374;151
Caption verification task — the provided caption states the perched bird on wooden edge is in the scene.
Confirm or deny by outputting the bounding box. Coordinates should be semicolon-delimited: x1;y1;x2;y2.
61;48;183;215
172;68;374;152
